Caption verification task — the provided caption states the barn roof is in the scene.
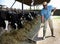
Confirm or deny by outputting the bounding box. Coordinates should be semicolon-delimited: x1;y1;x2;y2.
16;0;50;6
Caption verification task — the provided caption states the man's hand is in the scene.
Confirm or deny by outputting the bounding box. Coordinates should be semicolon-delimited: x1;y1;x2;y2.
40;23;44;27
41;16;44;23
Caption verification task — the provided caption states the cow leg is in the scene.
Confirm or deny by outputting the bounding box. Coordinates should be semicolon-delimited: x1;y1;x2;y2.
11;22;16;29
5;20;8;30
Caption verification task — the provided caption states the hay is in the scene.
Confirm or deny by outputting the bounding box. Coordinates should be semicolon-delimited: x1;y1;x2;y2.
0;16;40;44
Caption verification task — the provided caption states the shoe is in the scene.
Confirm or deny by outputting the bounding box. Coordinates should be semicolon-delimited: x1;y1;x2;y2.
42;37;45;40
51;35;55;37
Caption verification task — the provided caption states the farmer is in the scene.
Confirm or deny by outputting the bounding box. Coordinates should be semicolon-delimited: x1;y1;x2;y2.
41;1;56;39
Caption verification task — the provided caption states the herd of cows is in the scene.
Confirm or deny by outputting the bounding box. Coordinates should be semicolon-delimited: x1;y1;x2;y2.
0;8;38;31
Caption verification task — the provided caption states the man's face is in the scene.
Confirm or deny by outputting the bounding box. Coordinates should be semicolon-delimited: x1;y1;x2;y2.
43;2;47;9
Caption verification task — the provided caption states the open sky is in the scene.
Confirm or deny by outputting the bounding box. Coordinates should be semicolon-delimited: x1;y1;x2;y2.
0;0;15;8
0;0;60;9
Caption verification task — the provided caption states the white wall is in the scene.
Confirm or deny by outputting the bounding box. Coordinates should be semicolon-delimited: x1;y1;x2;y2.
49;0;60;9
39;0;60;9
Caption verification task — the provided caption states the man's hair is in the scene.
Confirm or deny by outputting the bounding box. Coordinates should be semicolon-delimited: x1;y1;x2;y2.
43;1;48;5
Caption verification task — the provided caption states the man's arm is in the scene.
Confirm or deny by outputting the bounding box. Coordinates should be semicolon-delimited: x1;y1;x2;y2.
53;8;56;12
41;10;45;23
51;8;56;15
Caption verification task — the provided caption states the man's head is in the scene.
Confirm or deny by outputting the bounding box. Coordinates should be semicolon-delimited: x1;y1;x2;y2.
43;1;48;9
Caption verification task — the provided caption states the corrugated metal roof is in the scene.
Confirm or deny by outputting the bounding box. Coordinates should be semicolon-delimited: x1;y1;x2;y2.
16;0;50;6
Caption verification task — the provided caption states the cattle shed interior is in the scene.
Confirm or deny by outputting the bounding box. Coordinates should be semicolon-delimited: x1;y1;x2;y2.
0;0;60;44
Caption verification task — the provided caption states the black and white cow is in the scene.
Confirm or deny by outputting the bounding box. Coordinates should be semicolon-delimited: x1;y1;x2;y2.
23;12;33;21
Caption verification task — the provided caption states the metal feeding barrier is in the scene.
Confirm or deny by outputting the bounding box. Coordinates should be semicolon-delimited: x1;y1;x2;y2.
27;16;41;41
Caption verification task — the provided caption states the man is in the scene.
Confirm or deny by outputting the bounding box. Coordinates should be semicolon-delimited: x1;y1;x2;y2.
41;1;56;39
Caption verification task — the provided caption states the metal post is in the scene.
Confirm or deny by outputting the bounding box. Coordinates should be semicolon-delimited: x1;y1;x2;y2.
34;6;35;10
22;0;23;11
22;0;24;14
30;5;31;12
0;5;2;9
11;1;16;8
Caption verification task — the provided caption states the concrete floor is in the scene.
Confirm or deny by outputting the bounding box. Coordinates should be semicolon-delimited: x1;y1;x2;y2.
37;16;60;44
